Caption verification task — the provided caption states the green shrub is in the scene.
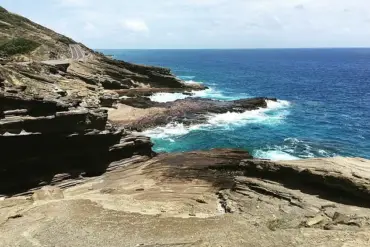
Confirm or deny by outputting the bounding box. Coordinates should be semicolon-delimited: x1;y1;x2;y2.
0;38;40;56
57;35;75;45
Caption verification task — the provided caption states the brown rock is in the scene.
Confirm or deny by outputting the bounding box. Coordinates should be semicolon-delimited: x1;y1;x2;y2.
32;186;64;201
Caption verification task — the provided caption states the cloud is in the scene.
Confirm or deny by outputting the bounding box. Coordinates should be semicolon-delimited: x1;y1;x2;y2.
121;19;149;33
2;0;370;48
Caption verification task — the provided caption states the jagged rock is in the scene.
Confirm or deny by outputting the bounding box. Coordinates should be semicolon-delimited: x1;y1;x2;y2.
110;97;275;130
1;6;370;247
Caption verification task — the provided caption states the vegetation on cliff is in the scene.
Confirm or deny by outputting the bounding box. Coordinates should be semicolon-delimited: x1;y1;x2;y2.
0;38;40;56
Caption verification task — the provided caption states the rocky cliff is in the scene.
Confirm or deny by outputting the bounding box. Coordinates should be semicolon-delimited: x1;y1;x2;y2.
0;6;199;196
1;6;370;247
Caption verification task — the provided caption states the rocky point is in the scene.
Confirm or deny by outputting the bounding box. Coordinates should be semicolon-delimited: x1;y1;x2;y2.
1;6;370;247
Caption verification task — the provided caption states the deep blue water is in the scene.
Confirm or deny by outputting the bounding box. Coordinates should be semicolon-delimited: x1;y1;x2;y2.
100;49;370;160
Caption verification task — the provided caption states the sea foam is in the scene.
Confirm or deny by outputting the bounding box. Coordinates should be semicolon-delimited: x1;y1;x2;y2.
143;99;291;139
149;92;189;103
207;100;291;126
149;82;244;103
142;122;205;139
253;150;300;161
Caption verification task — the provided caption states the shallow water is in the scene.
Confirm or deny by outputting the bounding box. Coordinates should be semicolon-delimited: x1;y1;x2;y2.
100;49;370;160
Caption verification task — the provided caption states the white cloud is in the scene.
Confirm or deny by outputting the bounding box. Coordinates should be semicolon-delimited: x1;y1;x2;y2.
121;19;149;33
2;0;370;48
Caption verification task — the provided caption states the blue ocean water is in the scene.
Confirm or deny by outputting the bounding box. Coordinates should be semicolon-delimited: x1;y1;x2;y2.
101;49;370;160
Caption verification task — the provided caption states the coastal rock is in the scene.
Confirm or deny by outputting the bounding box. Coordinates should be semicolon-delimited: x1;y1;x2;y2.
110;97;275;130
0;6;205;197
2;6;370;247
32;186;64;201
1;150;370;246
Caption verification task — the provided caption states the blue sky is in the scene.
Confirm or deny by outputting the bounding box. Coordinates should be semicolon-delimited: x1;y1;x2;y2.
1;0;370;49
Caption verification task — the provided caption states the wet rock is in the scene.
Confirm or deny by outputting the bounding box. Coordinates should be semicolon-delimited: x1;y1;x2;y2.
111;97;274;131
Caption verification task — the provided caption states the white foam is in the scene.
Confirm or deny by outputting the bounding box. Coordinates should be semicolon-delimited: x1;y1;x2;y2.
149;92;190;103
184;80;203;85
266;99;291;109
149;87;234;103
178;75;195;80
253;150;300;161
207;100;291;126
143;99;291;139
192;87;237;100
142;122;205;139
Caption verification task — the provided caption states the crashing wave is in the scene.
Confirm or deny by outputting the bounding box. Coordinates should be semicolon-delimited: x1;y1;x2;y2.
253;150;300;161
149;92;189;103
142;122;205;139
143;99;291;139
207;100;291;126
149;83;246;103
253;137;336;161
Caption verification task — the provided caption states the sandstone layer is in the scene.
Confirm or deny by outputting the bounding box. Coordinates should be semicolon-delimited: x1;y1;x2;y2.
1;6;370;247
1;150;370;247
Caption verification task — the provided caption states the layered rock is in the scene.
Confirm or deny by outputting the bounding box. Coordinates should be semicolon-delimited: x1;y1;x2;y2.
2;6;370;247
0;6;205;196
0;91;154;196
1;149;370;247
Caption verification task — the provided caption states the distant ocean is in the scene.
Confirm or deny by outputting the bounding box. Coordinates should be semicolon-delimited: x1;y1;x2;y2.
100;49;370;160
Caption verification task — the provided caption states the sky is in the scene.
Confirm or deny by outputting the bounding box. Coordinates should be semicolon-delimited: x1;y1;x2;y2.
1;0;370;49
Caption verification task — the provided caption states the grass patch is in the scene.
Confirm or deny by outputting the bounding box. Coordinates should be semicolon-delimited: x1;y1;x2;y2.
0;6;28;28
0;38;40;56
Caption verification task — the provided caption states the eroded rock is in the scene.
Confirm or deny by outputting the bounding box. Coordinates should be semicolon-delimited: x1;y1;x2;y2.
32;186;64;201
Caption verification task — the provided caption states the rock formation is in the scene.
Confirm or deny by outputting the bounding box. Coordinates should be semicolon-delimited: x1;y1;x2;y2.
110;97;276;130
1;6;370;247
0;7;201;196
1;150;370;246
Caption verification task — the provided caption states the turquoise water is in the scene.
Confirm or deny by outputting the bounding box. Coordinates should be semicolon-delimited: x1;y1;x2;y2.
100;49;370;160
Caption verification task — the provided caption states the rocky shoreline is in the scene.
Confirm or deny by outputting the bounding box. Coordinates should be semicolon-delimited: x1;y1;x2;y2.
1;6;370;247
109;96;276;131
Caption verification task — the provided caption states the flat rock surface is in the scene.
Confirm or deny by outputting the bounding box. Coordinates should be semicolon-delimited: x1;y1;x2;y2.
1;149;370;247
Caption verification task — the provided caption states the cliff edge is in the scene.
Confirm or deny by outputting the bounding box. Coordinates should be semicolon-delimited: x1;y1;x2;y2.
1;6;370;247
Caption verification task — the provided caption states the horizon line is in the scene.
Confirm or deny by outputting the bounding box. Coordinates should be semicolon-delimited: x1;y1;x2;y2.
94;47;370;50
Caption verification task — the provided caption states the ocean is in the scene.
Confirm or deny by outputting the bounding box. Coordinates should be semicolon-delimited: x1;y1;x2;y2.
100;49;370;160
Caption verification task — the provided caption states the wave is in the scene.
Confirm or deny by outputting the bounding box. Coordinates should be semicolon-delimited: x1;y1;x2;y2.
149;92;189;103
253;150;300;160
142;122;205;139
253;137;336;161
143;99;291;139
207;100;291;126
183;79;203;85
149;87;237;103
149;84;247;103
178;75;195;80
